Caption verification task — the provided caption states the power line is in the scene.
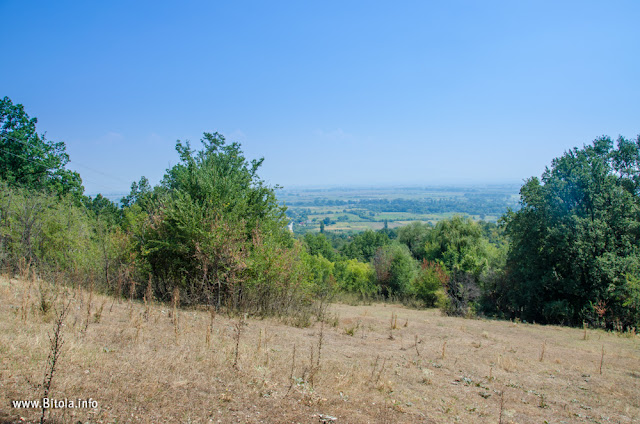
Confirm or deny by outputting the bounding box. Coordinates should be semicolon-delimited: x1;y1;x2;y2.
0;146;122;193
0;146;51;169
1;133;132;186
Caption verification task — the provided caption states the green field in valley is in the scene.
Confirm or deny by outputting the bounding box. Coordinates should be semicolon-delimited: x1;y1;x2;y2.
278;184;520;233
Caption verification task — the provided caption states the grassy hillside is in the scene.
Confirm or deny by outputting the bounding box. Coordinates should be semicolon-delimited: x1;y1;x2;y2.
1;274;639;423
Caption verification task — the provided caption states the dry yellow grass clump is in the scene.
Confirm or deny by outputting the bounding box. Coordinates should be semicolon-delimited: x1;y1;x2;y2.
1;274;639;423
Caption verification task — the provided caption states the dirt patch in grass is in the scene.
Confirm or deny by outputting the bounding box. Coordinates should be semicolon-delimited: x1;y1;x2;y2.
1;275;639;423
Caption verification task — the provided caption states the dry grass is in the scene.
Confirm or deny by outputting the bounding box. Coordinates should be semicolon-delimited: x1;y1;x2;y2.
1;275;640;423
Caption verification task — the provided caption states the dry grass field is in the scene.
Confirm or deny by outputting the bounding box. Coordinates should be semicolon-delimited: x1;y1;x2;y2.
1;274;639;423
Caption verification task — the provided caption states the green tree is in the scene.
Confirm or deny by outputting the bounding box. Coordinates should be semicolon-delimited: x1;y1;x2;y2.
121;176;154;210
397;221;431;260
372;242;416;297
303;232;335;261
341;229;390;262
140;132;293;307
161;132;286;235
85;194;120;224
503;136;640;327
0;183;96;273
410;260;447;307
0;97;83;198
424;215;488;277
334;258;376;297
622;273;640;328
301;250;335;296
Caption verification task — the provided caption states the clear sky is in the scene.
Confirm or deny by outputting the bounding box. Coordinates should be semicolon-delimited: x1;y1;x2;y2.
1;1;639;196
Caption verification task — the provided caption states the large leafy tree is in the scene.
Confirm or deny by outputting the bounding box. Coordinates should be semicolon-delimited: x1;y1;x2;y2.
424;215;489;277
0;97;83;197
397;221;431;260
140;132;294;306
503;136;640;327
160;132;286;233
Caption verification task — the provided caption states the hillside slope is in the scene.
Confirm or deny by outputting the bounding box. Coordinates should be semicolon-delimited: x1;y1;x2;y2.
1;275;639;423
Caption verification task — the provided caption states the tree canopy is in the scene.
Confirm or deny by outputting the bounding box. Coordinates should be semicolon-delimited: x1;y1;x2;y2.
139;132;298;308
424;215;489;277
341;229;390;262
503;136;640;327
0;97;83;197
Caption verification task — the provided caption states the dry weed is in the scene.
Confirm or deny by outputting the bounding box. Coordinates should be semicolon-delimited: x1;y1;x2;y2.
2;276;639;423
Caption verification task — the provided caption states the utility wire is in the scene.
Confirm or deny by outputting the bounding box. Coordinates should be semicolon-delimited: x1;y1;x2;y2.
1;133;132;185
0;146;122;193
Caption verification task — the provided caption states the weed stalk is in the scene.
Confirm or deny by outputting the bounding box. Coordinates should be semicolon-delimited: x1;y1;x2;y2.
539;339;546;362
83;281;93;332
285;343;296;396
41;300;71;424
233;314;245;370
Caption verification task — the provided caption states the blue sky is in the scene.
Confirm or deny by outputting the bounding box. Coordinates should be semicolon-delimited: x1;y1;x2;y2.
1;1;639;195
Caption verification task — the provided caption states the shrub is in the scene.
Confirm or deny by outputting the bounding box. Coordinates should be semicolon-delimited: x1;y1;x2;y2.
372;242;416;298
410;260;447;307
334;259;377;298
441;270;480;317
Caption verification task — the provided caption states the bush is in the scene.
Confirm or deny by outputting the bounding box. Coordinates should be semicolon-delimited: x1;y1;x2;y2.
622;273;640;329
441;270;480;317
410;260;447;307
372;242;416;297
334;259;377;298
542;300;573;325
0;183;130;293
132;133;315;319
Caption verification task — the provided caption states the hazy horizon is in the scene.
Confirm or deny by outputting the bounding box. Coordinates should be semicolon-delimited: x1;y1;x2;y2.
92;181;524;200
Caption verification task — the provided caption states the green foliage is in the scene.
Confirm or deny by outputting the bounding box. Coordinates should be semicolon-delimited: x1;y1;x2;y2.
503;136;640;327
121;176;154;210
303;232;335;261
622;273;640;329
0;97;83;198
397;221;431;260
10;96;640;330
372;242;417;297
334;258;377;297
341;229;390;262
243;235;313;317
143;190;238;300
542;300;573;325
0;101;131;285
0;183;129;288
134;132;300;312
161;132;286;235
410;260;447;307
84;194;121;225
424;215;489;277
1;185;79;268
301;249;336;297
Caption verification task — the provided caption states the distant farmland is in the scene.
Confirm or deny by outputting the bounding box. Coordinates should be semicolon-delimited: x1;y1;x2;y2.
278;185;520;233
